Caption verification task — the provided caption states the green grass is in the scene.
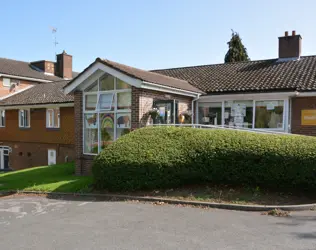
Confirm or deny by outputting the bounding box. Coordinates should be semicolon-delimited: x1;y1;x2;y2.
0;162;93;193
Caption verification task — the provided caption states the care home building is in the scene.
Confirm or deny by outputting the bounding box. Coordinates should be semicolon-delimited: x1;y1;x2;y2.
2;30;316;174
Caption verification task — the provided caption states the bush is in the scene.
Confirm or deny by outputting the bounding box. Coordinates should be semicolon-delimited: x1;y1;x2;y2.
92;127;316;191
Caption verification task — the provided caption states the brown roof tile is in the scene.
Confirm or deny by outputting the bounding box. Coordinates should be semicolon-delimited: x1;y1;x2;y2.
0;81;73;106
0;57;78;81
152;56;316;94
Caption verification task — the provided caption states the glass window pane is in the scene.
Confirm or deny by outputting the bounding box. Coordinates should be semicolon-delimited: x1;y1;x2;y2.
25;110;29;127
116;78;131;90
116;113;131;139
54;109;60;127
47;110;53;127
255;101;284;129
85;95;97;111
198;102;222;125
85;80;98;92
100;74;114;91
117;92;131;110
224;101;253;128
99;113;115;150
84;114;98;154
98;93;114;111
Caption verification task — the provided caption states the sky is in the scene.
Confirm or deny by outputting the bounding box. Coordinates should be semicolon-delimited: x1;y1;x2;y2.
1;0;316;72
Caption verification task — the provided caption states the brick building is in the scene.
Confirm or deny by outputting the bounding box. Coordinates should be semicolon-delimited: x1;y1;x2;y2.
2;30;316;173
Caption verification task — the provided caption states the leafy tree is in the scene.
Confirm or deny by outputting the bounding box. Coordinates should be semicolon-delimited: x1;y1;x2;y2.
224;30;250;63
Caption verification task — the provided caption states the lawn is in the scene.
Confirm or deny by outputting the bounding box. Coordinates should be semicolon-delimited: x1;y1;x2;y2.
0;162;93;193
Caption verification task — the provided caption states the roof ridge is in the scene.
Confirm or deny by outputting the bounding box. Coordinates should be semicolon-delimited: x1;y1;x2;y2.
99;58;190;83
0;57;30;64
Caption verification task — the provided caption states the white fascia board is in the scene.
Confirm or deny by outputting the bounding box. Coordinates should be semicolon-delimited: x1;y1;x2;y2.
2;102;74;110
295;91;316;97
64;62;143;94
141;81;200;98
0;85;35;101
198;92;298;102
0;73;52;83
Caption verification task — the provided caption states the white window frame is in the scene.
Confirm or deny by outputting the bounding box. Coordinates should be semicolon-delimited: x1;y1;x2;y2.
0;110;5;127
3;78;10;87
83;74;132;155
46;108;60;128
197;97;289;132
19;109;31;128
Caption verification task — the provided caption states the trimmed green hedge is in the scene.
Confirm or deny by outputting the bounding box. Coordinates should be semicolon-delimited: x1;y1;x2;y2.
92;126;316;191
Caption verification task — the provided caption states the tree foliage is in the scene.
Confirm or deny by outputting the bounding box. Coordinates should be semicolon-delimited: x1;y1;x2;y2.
225;30;250;63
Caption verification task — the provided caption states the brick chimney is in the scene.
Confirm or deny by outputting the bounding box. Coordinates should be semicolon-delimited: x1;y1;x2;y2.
55;50;73;79
278;31;302;59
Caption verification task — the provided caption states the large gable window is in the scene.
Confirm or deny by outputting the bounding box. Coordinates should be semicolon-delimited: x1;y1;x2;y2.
19;109;30;128
83;73;131;154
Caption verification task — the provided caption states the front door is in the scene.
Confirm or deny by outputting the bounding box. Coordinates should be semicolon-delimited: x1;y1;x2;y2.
48;149;56;166
153;100;178;124
0;147;10;170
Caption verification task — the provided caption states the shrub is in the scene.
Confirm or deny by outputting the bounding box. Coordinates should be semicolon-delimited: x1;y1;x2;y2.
92;126;316;191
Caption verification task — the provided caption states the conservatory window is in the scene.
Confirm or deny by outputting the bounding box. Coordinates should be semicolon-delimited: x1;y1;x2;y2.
255;100;284;129
83;75;131;154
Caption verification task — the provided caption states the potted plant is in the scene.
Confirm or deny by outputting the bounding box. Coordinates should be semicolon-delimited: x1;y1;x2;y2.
180;110;192;124
148;108;159;124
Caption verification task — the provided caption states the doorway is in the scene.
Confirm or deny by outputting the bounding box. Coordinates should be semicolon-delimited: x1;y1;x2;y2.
48;149;57;166
153;100;178;124
0;146;10;170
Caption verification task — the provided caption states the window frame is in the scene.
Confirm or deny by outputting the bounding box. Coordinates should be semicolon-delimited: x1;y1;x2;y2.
3;78;10;87
83;75;132;155
197;98;288;132
46;108;60;128
0;110;5;127
19;109;31;128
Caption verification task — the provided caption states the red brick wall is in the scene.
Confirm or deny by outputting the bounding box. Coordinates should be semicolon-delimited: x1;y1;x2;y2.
74;87;193;175
0;107;75;144
0;77;37;99
0;106;75;170
2;141;74;170
291;97;316;136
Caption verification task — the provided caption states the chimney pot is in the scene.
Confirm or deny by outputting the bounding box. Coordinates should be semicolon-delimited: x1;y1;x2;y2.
278;31;302;59
285;31;289;37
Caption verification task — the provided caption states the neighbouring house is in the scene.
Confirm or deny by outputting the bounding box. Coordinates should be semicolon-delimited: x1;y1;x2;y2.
0;51;77;171
2;30;316;174
0;50;78;99
0;81;75;170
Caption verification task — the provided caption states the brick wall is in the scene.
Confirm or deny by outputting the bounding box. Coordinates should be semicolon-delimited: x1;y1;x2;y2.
291;97;316;136
0;77;37;99
74;87;193;175
2;141;74;170
74;91;94;175
0;107;75;144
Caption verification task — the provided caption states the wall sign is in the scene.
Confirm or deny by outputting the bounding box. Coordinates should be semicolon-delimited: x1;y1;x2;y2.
301;110;316;125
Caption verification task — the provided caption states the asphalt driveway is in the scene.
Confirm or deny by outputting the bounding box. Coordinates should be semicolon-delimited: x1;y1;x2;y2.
0;195;315;250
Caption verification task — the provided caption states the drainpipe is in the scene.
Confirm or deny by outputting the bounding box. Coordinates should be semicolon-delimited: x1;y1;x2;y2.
191;94;201;126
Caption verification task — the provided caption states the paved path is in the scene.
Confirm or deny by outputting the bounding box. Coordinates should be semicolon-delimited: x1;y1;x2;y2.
0;195;316;250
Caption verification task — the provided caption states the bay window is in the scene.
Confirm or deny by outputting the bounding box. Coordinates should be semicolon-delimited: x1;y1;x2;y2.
83;73;131;155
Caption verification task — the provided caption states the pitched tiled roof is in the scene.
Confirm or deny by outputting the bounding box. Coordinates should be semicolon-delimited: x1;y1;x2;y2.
67;58;203;94
152;56;316;94
0;57;78;81
0;81;74;106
